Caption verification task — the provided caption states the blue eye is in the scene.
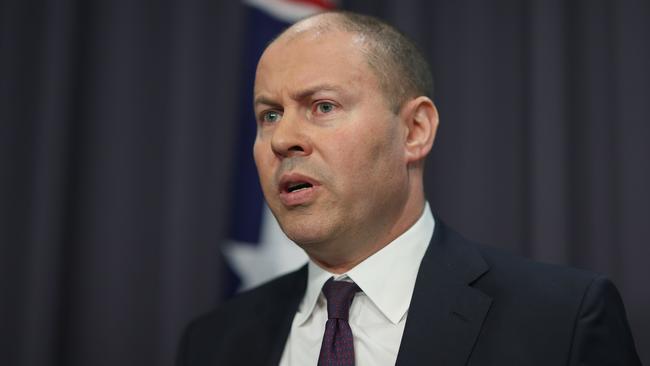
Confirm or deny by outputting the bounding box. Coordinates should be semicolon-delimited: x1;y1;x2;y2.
316;102;335;114
262;111;282;123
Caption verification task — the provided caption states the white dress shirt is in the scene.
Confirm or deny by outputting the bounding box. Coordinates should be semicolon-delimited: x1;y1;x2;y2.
279;203;435;366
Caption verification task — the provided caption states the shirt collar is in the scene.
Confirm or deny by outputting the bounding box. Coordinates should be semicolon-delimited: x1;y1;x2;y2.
295;202;435;325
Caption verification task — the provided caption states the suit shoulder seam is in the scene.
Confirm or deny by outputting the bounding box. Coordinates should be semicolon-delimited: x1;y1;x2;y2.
565;274;601;365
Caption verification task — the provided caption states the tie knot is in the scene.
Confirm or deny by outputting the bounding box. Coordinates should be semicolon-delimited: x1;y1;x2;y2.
322;278;359;320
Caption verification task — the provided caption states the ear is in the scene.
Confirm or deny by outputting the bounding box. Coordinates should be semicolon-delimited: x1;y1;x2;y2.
401;96;439;163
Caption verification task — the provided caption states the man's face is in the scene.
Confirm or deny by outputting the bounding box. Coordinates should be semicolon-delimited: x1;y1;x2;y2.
253;30;410;254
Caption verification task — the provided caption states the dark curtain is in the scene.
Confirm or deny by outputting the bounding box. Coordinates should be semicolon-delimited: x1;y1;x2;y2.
1;1;648;365
1;0;243;365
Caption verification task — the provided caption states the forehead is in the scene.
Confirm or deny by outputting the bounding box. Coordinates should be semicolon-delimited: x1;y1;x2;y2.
254;30;378;97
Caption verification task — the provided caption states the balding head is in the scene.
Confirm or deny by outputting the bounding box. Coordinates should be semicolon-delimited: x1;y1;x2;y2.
271;11;433;113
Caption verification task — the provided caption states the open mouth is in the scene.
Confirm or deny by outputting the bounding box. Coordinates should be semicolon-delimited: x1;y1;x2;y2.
278;174;318;206
286;182;313;193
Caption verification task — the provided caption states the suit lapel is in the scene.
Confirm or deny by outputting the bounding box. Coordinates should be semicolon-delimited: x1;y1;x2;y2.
262;265;308;366
396;221;492;366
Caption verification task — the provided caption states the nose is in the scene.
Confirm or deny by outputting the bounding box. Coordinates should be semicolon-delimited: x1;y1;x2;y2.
270;112;311;158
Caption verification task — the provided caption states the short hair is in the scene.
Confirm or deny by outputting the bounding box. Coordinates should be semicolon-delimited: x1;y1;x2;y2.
274;11;434;112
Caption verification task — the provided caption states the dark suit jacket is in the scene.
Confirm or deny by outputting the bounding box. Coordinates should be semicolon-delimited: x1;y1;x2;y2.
177;221;641;365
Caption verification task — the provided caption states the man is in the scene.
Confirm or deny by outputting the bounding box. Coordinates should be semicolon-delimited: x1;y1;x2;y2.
177;11;641;366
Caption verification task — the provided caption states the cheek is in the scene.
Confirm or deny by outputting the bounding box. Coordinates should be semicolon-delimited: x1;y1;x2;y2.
253;143;273;184
333;128;391;181
253;138;271;166
356;126;404;182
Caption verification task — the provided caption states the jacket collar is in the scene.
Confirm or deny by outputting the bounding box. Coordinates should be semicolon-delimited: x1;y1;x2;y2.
264;264;308;366
396;219;492;366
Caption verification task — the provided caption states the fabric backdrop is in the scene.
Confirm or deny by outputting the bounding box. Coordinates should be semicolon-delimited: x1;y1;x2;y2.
1;0;648;365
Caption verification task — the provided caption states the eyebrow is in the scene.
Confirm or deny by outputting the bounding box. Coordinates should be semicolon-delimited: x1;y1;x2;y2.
290;84;346;101
253;83;347;107
253;96;280;108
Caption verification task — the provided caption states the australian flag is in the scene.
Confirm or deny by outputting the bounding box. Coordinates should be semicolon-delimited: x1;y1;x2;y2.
223;0;338;295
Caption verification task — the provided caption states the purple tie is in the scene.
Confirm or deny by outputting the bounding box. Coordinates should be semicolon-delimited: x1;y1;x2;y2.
318;278;360;366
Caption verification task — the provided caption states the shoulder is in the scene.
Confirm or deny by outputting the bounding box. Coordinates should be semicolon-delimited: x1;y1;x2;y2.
177;265;307;366
431;220;600;298
477;243;598;296
187;264;306;335
430;221;604;332
432;223;640;363
472;242;614;324
474;244;639;364
431;220;596;294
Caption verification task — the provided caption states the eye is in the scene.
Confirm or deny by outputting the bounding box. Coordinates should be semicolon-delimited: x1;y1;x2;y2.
315;102;336;114
261;110;282;123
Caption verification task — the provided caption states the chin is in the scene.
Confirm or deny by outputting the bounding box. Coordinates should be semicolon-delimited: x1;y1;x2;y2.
283;228;324;247
279;220;332;247
271;203;341;246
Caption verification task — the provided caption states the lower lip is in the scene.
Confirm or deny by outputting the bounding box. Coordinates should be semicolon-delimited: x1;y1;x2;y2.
279;186;318;206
